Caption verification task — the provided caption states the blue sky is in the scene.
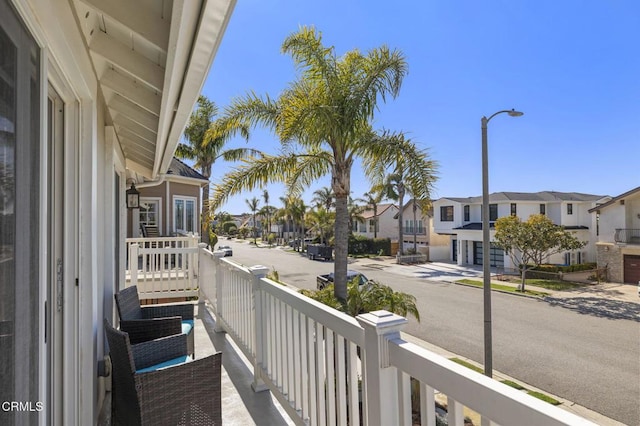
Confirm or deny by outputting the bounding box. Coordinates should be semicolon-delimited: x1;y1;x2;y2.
195;0;639;214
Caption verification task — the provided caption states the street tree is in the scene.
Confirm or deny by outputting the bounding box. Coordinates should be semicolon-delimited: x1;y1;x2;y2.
245;196;260;244
357;189;386;238
211;27;438;301
368;138;436;257
494;214;586;291
306;206;334;245
312;186;335;211
262;190;271;236
178;95;254;238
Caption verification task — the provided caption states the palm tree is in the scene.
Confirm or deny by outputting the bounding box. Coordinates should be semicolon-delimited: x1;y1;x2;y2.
291;197;307;252
177;95;254;238
348;197;366;234
367;135;436;257
211;27;437;301
262;190;271;236
312;186;335;211
306;206;335;245
357;190;385;238
245;197;260;244
300;279;420;321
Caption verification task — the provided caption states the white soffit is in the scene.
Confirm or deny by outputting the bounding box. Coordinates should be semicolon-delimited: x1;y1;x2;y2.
73;0;236;179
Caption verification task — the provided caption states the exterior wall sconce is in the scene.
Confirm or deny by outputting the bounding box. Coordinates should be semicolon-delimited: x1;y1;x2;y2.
126;183;140;209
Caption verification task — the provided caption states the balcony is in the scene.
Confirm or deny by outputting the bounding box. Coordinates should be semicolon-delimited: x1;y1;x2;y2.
614;229;640;245
117;244;593;425
403;227;426;235
125;235;202;300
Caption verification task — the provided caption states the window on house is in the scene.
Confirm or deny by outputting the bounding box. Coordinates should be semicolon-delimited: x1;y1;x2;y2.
464;205;470;221
567;203;573;215
368;219;378;233
540;204;546;215
174;197;197;233
440;205;453;221
489;204;498;221
510;203;517;216
139;199;160;228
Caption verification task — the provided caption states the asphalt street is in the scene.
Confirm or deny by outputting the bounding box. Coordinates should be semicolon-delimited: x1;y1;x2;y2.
221;240;640;425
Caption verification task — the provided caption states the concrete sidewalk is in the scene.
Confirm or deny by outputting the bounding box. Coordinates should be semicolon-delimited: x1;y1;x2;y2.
351;257;640;304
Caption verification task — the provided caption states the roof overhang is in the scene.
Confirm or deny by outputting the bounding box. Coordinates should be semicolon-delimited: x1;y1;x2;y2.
72;0;236;179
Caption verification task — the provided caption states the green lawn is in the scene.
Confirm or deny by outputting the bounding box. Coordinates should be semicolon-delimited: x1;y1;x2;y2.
457;279;549;297
518;279;585;291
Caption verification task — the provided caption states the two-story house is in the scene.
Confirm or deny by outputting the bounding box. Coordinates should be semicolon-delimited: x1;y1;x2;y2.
432;191;608;269
589;186;640;284
391;199;450;257
352;203;398;240
129;157;208;237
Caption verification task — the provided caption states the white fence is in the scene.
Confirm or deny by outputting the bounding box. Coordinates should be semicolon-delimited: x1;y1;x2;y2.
199;247;594;426
125;235;201;300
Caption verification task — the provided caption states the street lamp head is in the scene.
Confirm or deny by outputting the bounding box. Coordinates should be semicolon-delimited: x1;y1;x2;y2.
508;109;524;117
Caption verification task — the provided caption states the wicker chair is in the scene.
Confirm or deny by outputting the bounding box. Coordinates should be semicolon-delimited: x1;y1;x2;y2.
115;285;195;355
104;319;222;425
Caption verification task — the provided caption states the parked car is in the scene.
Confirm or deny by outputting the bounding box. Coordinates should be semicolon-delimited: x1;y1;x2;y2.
218;245;233;257
317;270;368;290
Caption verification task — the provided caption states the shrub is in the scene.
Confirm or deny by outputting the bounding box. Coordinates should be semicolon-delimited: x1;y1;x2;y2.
347;235;391;256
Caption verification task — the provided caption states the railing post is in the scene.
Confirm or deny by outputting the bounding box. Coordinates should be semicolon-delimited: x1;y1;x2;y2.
249;264;269;392
194;242;206;288
129;243;139;288
356;310;408;426
212;251;226;333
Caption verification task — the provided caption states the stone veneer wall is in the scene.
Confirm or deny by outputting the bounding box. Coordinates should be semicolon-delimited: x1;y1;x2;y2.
596;243;622;283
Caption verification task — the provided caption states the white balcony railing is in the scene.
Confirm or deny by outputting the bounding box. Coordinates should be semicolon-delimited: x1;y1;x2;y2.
199;247;594;426
125;235;202;300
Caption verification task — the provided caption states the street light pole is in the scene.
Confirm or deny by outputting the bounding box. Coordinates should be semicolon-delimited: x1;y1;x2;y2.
481;108;523;378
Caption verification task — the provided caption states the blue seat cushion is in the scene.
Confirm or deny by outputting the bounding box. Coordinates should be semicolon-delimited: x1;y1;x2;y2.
136;355;192;373
182;319;194;335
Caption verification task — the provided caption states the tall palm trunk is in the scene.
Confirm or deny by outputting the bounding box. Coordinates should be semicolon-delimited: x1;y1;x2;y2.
201;164;212;243
397;184;405;256
334;195;349;301
413;201;418;253
373;204;378;239
332;161;351;301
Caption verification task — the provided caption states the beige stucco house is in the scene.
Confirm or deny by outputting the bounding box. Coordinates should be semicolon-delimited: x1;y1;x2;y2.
589;186;640;284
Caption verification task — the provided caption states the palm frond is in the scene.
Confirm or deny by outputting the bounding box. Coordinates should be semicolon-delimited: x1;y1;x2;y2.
210;154;301;211
281;26;337;87
284;150;333;194
220;148;264;162
223;91;280;133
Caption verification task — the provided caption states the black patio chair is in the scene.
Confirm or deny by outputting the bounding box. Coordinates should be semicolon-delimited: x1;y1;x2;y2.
104;319;221;425
115;285;195;355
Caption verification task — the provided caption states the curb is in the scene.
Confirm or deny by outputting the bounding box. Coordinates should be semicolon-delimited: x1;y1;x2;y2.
452;280;549;300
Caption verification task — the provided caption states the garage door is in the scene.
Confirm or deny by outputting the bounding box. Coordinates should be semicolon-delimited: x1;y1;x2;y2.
623;255;640;284
473;242;505;267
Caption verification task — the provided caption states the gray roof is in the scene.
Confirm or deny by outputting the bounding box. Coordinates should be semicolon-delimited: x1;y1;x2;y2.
440;191;606;204
167;157;208;181
588;186;640;212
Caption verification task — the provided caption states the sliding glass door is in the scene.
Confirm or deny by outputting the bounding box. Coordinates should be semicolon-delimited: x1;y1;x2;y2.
0;0;41;424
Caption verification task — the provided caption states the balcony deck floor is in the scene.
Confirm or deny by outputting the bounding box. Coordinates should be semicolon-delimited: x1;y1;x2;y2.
99;300;295;426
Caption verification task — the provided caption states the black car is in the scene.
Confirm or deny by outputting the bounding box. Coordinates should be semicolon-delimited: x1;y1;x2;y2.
218;245;233;256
